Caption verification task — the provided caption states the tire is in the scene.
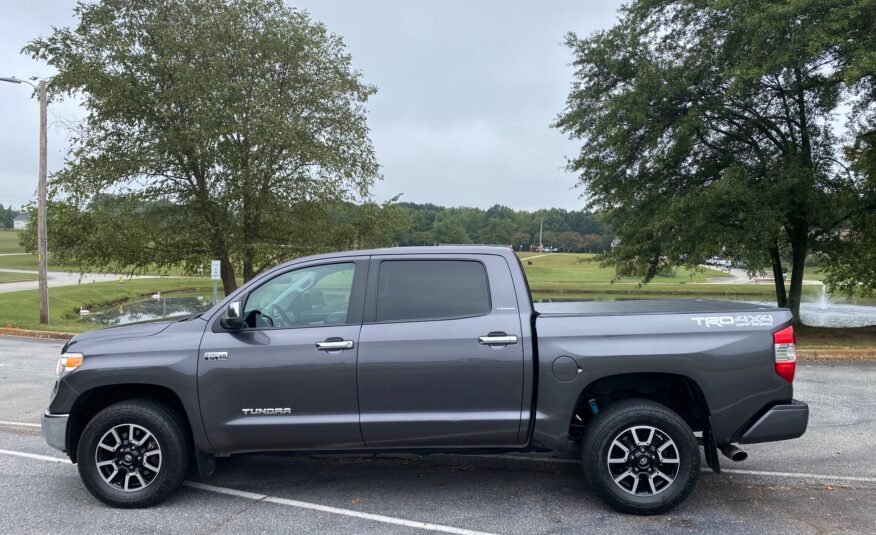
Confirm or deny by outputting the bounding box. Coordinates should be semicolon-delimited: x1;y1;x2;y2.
581;399;699;515
77;399;190;508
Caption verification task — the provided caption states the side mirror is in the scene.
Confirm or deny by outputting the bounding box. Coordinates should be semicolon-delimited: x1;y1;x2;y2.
219;300;244;331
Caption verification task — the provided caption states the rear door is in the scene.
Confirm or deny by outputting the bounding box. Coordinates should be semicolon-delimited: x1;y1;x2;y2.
356;253;525;447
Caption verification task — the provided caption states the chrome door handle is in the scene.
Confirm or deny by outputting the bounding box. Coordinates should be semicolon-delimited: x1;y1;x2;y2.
478;334;518;346
315;340;354;351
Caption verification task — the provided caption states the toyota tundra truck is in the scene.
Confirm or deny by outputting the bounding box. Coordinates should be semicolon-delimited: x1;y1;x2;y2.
42;246;808;514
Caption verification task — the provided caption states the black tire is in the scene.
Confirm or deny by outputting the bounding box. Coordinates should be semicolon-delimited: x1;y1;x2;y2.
581;399;699;515
77;399;190;508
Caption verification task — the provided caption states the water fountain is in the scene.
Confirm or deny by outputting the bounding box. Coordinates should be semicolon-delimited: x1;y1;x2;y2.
796;282;876;327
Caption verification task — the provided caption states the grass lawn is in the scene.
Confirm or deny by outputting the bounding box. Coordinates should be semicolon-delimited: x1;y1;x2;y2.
0;271;38;283
520;253;727;285
0;278;217;332
0;230;25;254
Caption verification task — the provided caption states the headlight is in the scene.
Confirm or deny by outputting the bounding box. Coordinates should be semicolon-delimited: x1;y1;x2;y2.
55;352;84;378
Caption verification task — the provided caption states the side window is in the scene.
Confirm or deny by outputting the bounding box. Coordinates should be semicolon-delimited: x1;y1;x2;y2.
376;260;491;322
244;263;355;329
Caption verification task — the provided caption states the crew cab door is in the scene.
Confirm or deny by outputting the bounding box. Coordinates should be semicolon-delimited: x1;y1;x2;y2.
198;258;367;453
357;254;525;447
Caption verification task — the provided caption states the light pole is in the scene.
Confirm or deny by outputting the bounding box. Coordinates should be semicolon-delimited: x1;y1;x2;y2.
1;76;49;324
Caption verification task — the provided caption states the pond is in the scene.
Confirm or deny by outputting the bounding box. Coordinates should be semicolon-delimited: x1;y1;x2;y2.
81;294;214;326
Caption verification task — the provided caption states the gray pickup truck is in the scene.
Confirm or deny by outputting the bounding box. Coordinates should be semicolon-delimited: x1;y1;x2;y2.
42;246;808;514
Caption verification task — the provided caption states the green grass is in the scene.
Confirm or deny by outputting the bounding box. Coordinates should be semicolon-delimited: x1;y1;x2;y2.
0;271;38;283
520;253;726;285
0;230;26;254
0;278;217;332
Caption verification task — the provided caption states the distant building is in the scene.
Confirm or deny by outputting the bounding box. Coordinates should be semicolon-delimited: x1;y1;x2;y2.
12;213;29;230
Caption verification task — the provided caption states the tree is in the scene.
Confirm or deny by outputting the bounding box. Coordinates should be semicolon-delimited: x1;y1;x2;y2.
25;0;387;294
432;216;470;244
555;0;876;323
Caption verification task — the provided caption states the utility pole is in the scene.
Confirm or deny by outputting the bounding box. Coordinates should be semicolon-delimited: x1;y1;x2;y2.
2;76;50;323
37;79;49;324
539;216;543;252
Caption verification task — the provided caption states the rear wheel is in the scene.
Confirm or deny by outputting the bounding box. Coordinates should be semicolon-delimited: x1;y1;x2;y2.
581;399;699;514
77;399;189;508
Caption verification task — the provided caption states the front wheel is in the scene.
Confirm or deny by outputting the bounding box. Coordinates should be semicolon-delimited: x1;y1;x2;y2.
77;399;190;508
581;399;699;514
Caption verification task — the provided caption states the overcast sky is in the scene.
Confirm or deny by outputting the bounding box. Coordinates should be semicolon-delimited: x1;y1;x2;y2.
0;0;624;211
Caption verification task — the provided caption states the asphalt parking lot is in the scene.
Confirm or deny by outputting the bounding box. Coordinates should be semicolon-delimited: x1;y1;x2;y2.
1;335;874;534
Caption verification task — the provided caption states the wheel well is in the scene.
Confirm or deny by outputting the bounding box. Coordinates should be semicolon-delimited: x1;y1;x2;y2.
66;384;192;464
569;373;710;442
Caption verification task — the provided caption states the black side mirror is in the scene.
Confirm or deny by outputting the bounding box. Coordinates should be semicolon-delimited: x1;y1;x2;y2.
219;300;244;331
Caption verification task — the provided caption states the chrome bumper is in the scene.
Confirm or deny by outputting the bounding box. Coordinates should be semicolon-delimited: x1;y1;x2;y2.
41;410;68;453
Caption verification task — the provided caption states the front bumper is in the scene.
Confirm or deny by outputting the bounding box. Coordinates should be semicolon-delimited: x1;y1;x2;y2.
41;410;68;453
739;400;809;444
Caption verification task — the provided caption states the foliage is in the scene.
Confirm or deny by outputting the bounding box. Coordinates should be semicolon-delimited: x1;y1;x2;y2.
0;204;19;229
555;0;876;323
391;203;613;251
24;0;393;293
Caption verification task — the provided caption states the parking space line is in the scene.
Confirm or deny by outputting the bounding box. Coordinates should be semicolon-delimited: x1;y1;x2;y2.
0;448;497;535
722;468;876;484
0;421;40;428
184;481;499;535
465;454;876;484
0;448;70;463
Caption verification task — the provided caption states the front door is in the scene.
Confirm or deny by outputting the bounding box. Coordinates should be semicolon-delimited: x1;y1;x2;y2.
356;254;525;448
198;259;367;453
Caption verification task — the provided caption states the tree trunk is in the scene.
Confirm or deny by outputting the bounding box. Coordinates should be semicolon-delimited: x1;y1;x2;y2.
769;243;787;308
243;256;255;283
786;226;809;325
220;253;237;296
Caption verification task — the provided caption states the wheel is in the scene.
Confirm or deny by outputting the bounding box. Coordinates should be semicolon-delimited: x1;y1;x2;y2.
581;399;699;514
77;399;190;508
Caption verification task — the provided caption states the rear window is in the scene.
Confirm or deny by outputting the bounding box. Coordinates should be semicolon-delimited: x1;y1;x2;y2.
376;260;491;322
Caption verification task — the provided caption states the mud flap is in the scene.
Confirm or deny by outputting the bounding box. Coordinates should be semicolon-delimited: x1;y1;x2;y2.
703;424;721;473
194;448;216;478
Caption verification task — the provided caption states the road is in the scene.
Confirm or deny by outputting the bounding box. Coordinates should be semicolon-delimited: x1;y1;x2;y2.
0;335;873;534
0;267;168;294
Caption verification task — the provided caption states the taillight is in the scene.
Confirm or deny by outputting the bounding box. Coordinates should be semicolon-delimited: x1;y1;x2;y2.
773;326;796;383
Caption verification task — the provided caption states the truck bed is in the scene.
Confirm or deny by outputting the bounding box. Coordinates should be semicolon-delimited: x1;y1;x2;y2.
534;299;779;317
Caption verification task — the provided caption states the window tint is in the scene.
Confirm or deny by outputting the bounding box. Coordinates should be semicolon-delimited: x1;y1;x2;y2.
376;260;490;322
244;263;355;329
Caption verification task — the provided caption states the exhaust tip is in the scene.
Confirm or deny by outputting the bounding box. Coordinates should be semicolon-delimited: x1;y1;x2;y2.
720;444;748;462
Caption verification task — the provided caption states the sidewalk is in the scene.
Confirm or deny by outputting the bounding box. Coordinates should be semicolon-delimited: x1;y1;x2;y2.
0;268;163;294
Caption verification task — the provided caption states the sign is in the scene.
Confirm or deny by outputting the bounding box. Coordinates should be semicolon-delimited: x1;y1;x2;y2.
210;260;221;281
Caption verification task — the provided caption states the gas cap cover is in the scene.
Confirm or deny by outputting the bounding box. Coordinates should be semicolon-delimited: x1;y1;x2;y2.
552;356;579;382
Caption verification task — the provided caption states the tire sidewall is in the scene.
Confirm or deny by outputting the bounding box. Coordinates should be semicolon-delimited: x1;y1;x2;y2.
77;401;188;508
583;401;699;514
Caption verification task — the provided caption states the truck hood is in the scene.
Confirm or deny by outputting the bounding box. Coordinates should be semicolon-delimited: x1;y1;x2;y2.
66;317;176;348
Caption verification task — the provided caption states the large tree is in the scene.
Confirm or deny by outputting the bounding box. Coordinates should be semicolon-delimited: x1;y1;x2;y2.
555;0;876;323
25;0;389;294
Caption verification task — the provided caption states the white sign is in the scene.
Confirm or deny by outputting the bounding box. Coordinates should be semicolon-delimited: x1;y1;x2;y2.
210;260;221;281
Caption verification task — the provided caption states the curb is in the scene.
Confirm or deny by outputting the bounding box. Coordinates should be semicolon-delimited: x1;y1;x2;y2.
0;327;75;340
798;349;876;362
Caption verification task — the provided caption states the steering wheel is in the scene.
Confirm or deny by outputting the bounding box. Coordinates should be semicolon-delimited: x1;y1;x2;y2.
270;303;297;327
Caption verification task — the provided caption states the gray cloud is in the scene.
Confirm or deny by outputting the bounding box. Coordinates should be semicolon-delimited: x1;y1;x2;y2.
0;0;624;211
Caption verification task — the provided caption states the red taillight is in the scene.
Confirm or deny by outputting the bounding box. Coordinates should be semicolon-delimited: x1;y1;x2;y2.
773;325;797;383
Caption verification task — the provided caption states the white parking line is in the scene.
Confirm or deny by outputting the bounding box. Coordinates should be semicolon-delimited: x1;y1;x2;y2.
0;448;69;463
0;447;497;535
184;481;498;535
722;468;876;484
467;454;876;484
0;421;40;428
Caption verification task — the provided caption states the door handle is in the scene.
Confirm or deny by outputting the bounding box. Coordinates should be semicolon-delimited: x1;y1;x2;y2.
315;339;354;351
478;333;519;346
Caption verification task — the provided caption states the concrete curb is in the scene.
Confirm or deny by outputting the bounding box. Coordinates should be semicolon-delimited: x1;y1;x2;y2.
798;348;876;362
0;327;75;340
0;328;874;361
